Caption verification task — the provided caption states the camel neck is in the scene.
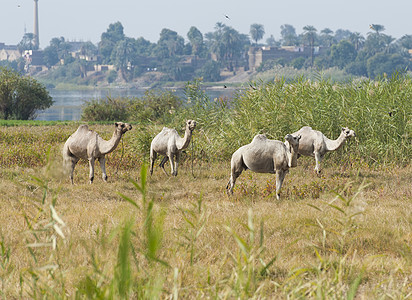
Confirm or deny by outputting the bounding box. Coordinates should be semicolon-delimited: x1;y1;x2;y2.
176;127;192;150
324;132;346;152
285;141;298;168
99;129;123;154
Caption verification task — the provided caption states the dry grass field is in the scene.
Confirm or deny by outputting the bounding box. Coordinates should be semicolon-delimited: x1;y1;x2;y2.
0;124;411;298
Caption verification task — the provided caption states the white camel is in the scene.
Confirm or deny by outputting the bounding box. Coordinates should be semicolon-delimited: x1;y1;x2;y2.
292;126;356;174
150;120;196;176
226;133;301;200
63;122;132;184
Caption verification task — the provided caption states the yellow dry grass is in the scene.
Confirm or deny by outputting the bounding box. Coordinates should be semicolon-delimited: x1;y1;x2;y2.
0;150;411;298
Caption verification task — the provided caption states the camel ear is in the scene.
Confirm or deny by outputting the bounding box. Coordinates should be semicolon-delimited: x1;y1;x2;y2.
115;122;119;126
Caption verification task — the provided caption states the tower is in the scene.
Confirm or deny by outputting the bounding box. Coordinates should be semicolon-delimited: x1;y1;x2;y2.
33;0;39;48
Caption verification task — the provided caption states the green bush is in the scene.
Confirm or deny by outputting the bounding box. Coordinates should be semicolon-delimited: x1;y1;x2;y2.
128;89;182;124
0;67;53;120
81;96;131;121
107;70;118;83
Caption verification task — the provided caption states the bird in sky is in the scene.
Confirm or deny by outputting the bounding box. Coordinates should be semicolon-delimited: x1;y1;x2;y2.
225;14;230;20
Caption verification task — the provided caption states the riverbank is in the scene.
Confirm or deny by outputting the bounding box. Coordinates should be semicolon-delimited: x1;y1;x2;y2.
36;68;257;91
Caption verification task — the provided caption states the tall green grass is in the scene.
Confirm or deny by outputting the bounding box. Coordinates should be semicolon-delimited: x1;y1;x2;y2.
1;75;410;169
176;75;411;166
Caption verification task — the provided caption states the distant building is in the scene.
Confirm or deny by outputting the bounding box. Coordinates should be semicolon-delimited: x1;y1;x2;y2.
22;50;44;66
0;49;21;61
248;46;327;71
0;43;20;61
94;64;115;72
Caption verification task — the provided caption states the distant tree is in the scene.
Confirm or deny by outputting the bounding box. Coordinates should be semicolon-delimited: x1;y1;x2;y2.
320;28;335;47
334;29;352;42
135;37;155;56
79;41;98;57
397;34;412;50
42;46;59;68
369;24;385;35
249;23;265;45
363;32;386;56
222;27;249;71
17;33;38;52
49;37;72;61
111;37;137;82
302;25;317;66
330;40;357;68
195;60;221;81
266;34;277;46
345;50;369;76
99;22;125;64
280;24;298;46
206;23;249;71
381;34;396;53
187;26;204;56
0;67;53;120
349;32;365;50
367;52;409;78
155;28;185;58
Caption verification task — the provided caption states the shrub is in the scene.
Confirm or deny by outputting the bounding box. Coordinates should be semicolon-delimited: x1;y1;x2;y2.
0;67;53;120
81;96;130;121
128;89;182;124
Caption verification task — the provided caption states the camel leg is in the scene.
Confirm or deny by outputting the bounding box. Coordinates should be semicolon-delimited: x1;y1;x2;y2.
159;156;169;176
174;152;180;176
89;158;95;184
150;148;157;175
68;157;79;185
99;157;108;182
226;155;245;195
169;154;176;176
314;152;323;175
275;169;287;200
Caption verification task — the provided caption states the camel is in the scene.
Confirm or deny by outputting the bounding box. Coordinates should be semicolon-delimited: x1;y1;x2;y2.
63;122;132;184
150;120;196;176
292;126;356;174
226;133;301;200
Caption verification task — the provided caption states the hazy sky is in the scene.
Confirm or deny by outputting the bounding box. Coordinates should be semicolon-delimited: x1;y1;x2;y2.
1;0;410;48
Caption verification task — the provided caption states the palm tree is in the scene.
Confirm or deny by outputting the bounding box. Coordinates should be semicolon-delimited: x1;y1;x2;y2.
249;23;265;46
320;28;334;47
280;24;298;46
303;25;317;66
381;34;396;53
112;38;136;82
369;24;385;35
349;32;365;51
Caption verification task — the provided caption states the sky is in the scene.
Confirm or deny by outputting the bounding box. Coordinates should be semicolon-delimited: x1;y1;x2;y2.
1;0;411;49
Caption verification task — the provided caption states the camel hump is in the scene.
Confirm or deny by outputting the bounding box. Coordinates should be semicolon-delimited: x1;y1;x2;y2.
300;126;313;132
252;134;267;142
77;124;90;133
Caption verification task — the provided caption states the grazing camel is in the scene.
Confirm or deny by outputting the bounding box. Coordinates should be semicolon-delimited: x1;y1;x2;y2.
63;122;132;184
292;126;356;174
226;134;301;200
150;120;196;176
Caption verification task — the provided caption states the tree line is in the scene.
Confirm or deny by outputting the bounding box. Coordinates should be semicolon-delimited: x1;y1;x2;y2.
4;22;412;83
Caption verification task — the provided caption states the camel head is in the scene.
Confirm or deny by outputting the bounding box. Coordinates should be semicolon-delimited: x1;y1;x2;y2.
115;122;133;134
186;120;197;132
341;127;356;139
285;134;301;168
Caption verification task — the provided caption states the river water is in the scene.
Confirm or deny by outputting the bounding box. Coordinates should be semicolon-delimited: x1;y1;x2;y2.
35;88;235;121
